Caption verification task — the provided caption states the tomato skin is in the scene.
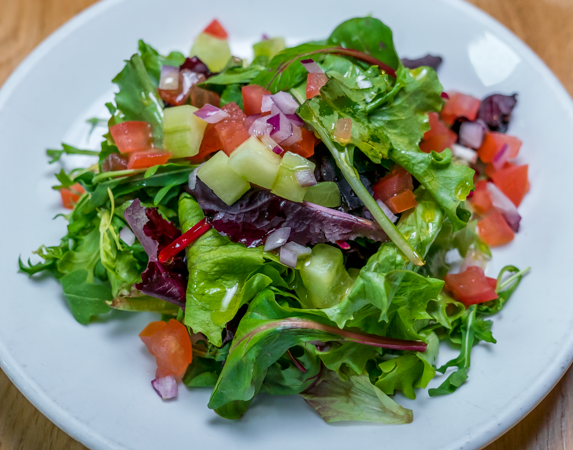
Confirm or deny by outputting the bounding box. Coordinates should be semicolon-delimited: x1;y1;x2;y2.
477;210;515;247
470;180;493;215
190;123;222;163
242;85;271;116
306;73;329;99
387;189;418;214
445;266;498;306
282;128;315;158
127;150;171;169
203;19;228;39
60;183;85;209
109;121;153;153
214;102;250;155
440;91;481;126
478;132;522;163
373;166;414;202
419;112;457;153
490;164;529;207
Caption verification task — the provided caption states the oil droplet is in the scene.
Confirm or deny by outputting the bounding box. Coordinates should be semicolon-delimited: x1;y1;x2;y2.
455;180;472;200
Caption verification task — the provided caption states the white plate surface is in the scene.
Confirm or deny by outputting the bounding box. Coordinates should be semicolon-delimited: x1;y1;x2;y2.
1;0;572;449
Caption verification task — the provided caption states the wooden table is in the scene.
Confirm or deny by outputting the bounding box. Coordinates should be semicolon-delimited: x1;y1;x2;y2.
1;0;572;448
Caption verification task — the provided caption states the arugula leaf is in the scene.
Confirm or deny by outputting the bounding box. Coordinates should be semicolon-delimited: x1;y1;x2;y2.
57;222;101;282
137;40;185;88
47;143;99;164
478;266;530;314
301;369;413;424
61;269;112;324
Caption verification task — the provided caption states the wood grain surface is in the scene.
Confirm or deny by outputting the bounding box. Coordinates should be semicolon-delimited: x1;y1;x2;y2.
1;0;572;449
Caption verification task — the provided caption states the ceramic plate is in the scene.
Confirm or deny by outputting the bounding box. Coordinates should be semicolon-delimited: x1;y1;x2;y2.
1;0;572;449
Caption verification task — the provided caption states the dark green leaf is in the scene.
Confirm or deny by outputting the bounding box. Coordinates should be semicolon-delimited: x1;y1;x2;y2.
47;143;99;164
61;269;112;325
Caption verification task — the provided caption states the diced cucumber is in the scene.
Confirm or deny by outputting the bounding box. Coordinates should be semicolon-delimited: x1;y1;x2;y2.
253;37;286;60
163;105;208;158
300;244;353;309
304;182;342;207
271;151;316;202
190;33;232;72
197;151;250;205
228;136;281;189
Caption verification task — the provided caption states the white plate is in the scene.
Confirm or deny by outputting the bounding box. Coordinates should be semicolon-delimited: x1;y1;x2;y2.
1;0;571;449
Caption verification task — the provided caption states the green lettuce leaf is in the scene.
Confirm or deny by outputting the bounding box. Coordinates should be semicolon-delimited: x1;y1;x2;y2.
61;269;112;324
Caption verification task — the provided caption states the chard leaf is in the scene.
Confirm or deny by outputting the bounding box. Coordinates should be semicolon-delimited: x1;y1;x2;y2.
61;269;112;324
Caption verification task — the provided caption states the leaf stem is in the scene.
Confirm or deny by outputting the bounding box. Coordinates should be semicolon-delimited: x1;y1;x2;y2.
496;267;531;293
92;168;147;183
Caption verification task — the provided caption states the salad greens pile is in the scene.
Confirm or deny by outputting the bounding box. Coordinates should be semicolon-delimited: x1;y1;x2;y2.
20;16;528;423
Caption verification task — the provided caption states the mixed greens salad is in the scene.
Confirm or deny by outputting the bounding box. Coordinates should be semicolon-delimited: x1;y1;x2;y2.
20;16;531;423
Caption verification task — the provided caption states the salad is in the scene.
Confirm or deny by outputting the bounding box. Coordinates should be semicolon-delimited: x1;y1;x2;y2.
20;16;530;424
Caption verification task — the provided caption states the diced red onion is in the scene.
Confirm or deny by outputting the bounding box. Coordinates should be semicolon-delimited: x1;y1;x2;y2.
492;143;510;171
119;227;135;246
285;113;304;127
159;65;179;90
300;58;324;74
461;248;488;271
260;134;281;151
280;241;312;267
356;75;372;89
261;95;274;113
271;92;299;115
151;375;178;400
451;144;478;164
336;240;351;250
272;146;284;155
376;199;398;223
248;115;273;136
269;113;292;143
486;182;521;232
441;92;450;99
264;227;291;251
193;104;229;124
295;169;317;187
281;124;303;146
459;121;486;149
245;114;260;130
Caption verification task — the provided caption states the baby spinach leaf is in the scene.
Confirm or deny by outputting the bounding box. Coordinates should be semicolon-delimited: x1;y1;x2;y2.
61;269;112;325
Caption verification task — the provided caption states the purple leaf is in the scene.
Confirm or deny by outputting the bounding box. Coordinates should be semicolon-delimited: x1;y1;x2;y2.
477;94;517;133
179;56;213;78
188;180;388;248
401;54;443;71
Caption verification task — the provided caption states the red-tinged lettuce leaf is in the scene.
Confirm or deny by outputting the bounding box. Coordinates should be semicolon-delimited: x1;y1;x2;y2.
188;179;388;248
401;54;443;71
124;199;187;306
477;93;517;133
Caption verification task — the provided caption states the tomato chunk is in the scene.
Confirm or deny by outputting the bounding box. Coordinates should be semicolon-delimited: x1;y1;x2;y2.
203;19;228;39
419;112;457;153
445;266;498;306
60;183;85;209
490;164;528;207
139;319;192;378
190;123;222;163
477;210;515;247
440;91;481;126
109;121;153;153
214;102;250;155
127;150;171;169
242;85;271;116
282;127;315;158
373;166;414;202
478;132;522;163
387;189;417;214
470;180;493;215
306;73;329;99
484;161;514;179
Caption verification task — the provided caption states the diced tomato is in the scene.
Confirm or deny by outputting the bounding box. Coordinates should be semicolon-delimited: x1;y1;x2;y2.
484;161;514;179
477;210;515;247
444;266;498;306
190;123;222;163
159;70;205;107
373;166;414;202
282;127;316;158
419;112;457;153
189;84;221;109
306;73;329;99
127;150;171;169
477;132;522;163
109;121;153;153
139;319;193;378
203;19;228;39
490;164;528;206
242;85;271;116
214;102;250;155
486;277;498;290
470;180;493;215
60;183;85;209
440;91;481;126
387;189;417;214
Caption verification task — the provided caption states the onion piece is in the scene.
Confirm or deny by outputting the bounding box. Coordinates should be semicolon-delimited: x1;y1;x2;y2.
193;104;229;124
271;92;299;115
295;169;317;187
248;115;273;136
264;227;291;251
451;143;478;164
441;92;450;100
272;146;284;155
492;143;510;171
486;182;521;232
300;58;324;74
285;113;304;127
151;375;178;400
260;134;281;151
461;247;489;271
119;227;135;246
336;240;351;250
458;121;486;149
376;199;398;223
280;241;312;268
261;95;274;113
269;113;292;143
281;124;303;146
159;65;179;90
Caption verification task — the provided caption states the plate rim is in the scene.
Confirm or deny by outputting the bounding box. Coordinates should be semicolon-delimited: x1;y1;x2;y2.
1;0;572;449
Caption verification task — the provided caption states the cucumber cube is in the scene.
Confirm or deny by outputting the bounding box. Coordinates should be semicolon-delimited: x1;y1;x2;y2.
253;37;286;60
197;151;250;205
228;136;281;189
300;244;353;309
271;151;316;202
303;182;341;207
190;33;232;72
163;105;208;158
